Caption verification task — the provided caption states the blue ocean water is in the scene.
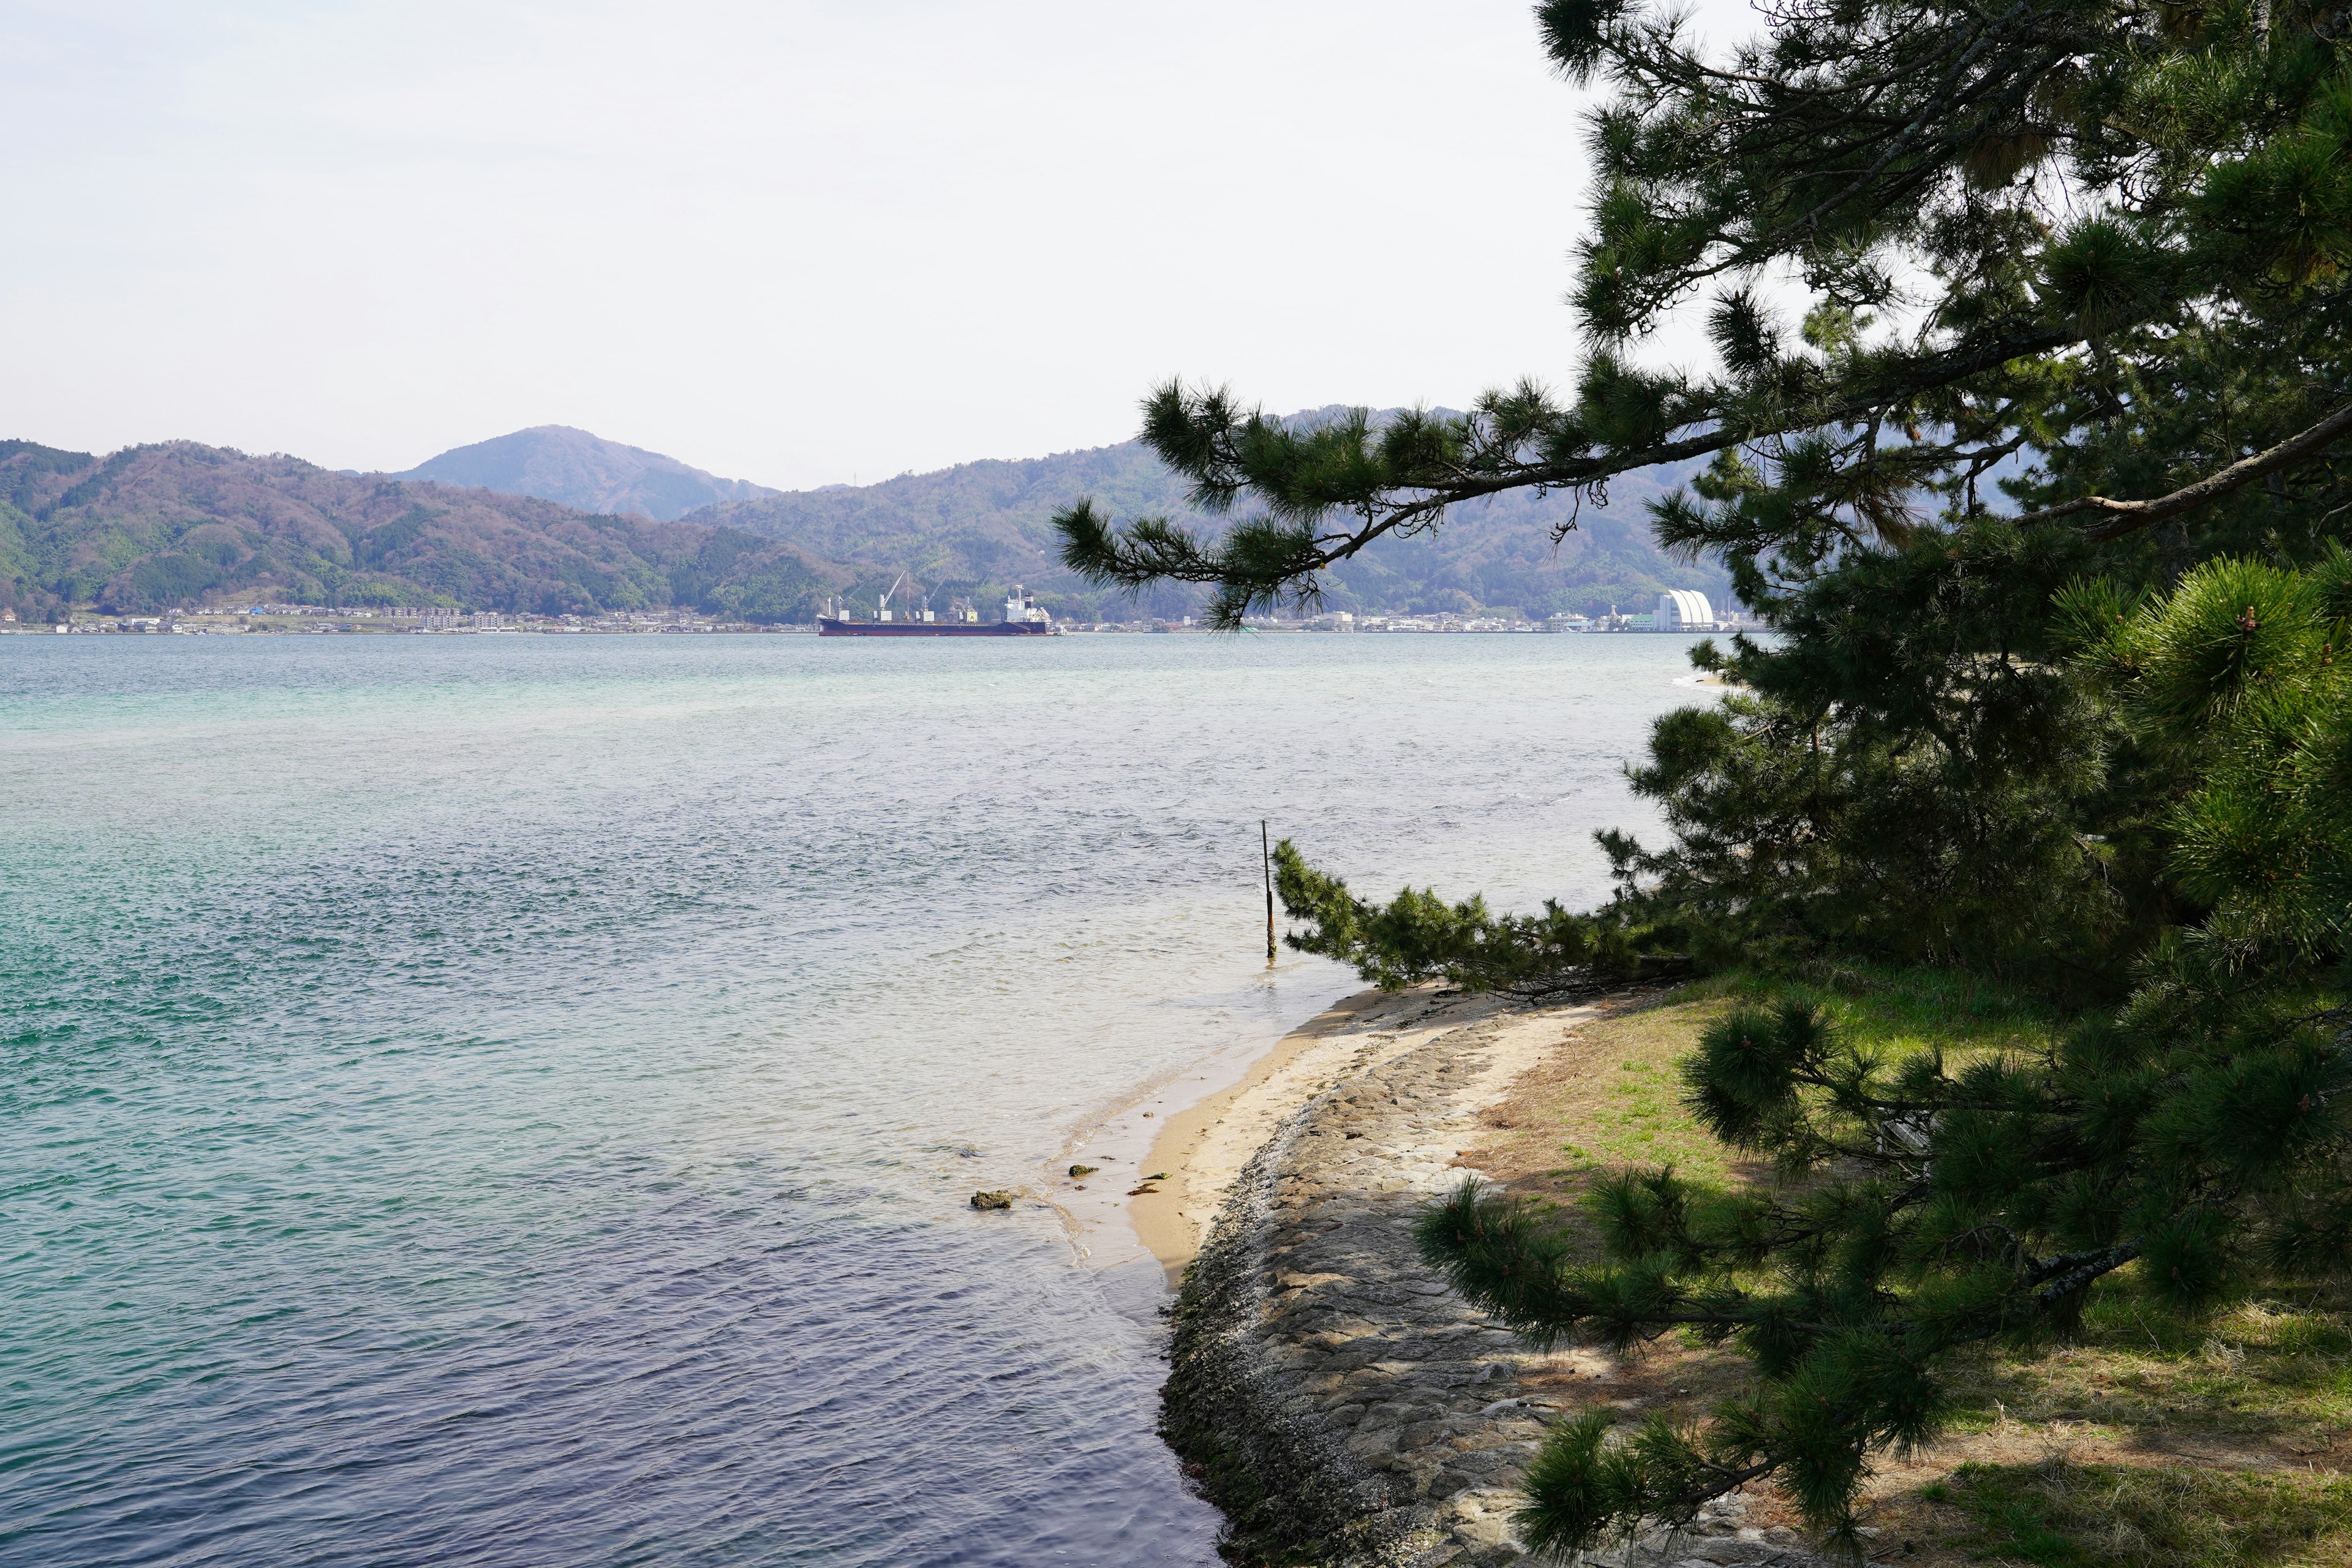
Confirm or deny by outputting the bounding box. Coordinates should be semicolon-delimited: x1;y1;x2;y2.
1;632;1714;1566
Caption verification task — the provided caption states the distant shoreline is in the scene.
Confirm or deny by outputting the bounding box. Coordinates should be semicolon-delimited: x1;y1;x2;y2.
6;619;1760;638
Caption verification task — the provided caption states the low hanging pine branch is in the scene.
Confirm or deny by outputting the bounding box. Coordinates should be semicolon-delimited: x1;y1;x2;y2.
1419;987;2350;1556
1267;839;1681;993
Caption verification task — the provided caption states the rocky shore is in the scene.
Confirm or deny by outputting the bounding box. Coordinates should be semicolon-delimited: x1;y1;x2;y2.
1157;989;1866;1568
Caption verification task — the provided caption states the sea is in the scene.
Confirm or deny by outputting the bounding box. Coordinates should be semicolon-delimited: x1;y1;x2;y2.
1;631;1720;1567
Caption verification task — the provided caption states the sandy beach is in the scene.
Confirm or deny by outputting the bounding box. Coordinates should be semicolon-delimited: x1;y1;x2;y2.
1130;987;1528;1282
1057;980;1643;1294
1140;981;1764;1567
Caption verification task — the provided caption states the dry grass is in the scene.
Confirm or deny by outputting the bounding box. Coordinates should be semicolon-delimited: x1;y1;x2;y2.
1921;1460;2352;1568
1458;985;1747;1199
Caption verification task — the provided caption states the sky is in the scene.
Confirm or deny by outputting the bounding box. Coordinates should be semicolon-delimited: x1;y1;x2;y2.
2;0;1763;491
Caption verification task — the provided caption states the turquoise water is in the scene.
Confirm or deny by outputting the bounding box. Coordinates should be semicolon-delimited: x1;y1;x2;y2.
1;633;1712;1566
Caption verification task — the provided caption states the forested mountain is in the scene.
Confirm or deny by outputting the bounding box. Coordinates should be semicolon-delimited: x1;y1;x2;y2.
0;439;844;620
686;410;1732;620
1;415;1732;624
390;426;779;522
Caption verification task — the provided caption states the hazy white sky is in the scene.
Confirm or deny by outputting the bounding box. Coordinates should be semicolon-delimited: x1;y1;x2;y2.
2;1;1761;489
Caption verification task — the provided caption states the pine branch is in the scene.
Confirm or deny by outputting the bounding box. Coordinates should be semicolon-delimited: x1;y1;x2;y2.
1058;326;2071;624
2015;401;2352;540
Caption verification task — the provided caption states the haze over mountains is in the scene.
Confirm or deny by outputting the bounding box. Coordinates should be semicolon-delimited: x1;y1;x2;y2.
1;420;1733;624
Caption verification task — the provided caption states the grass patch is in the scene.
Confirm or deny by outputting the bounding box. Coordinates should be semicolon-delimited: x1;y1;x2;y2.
1743;959;2069;1065
1475;988;1744;1189
1463;966;2352;1561
1943;1288;2352;1449
1473;966;2066;1201
1935;1460;2352;1568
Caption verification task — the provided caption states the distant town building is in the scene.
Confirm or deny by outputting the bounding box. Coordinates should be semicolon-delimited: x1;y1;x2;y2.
1656;589;1716;631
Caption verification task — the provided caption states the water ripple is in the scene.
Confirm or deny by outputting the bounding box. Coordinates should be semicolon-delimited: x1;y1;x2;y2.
1;633;1711;1565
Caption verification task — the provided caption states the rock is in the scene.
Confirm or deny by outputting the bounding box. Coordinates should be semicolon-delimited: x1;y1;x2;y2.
969;1190;1014;1210
1069;1164;1099;1177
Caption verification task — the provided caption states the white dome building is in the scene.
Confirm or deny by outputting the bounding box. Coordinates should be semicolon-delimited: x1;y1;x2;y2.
1656;589;1716;631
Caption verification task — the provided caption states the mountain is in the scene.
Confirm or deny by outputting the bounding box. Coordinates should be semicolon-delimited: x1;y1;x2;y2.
0;439;846;622
391;426;779;522
1;415;1735;627
684;410;1730;621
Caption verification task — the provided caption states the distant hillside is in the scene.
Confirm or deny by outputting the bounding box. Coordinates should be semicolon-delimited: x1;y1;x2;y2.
0;439;846;622
391;426;779;522
686;409;1730;620
0;415;1735;627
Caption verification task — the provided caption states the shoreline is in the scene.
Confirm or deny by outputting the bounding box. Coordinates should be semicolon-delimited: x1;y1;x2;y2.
1117;983;1843;1567
1123;973;2342;1568
1125;986;1509;1285
1047;982;1509;1305
1158;987;1638;1566
1041;975;1356;1289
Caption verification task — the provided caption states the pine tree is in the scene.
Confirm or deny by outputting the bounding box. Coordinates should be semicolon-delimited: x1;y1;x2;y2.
1423;549;2350;1551
1061;2;2352;630
1055;0;2352;1554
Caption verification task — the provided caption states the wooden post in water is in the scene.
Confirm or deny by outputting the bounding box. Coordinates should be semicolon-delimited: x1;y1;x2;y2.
1262;820;1277;967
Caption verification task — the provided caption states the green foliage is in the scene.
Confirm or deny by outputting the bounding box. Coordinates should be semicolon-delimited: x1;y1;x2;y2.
352;505;439;571
665;526;827;622
1404;563;2346;1553
1057;5;2352;617
123;551;232;609
334;578;432;608
2067;551;2352;954
1596;518;2138;985
1421;960;2346;1548
1512;1409;1729;1559
1268;839;1675;992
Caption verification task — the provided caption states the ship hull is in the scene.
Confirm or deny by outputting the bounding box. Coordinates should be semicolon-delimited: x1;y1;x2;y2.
816;618;1050;637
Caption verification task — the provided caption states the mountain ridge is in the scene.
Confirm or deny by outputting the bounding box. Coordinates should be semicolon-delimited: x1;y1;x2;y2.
391;426;780;522
0;439;843;622
1;415;1734;624
683;408;1731;621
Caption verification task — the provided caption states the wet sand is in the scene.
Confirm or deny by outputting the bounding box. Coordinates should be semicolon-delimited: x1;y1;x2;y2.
1128;987;1518;1285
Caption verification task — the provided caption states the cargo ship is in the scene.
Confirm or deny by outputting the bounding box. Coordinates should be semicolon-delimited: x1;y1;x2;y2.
818;578;1054;638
